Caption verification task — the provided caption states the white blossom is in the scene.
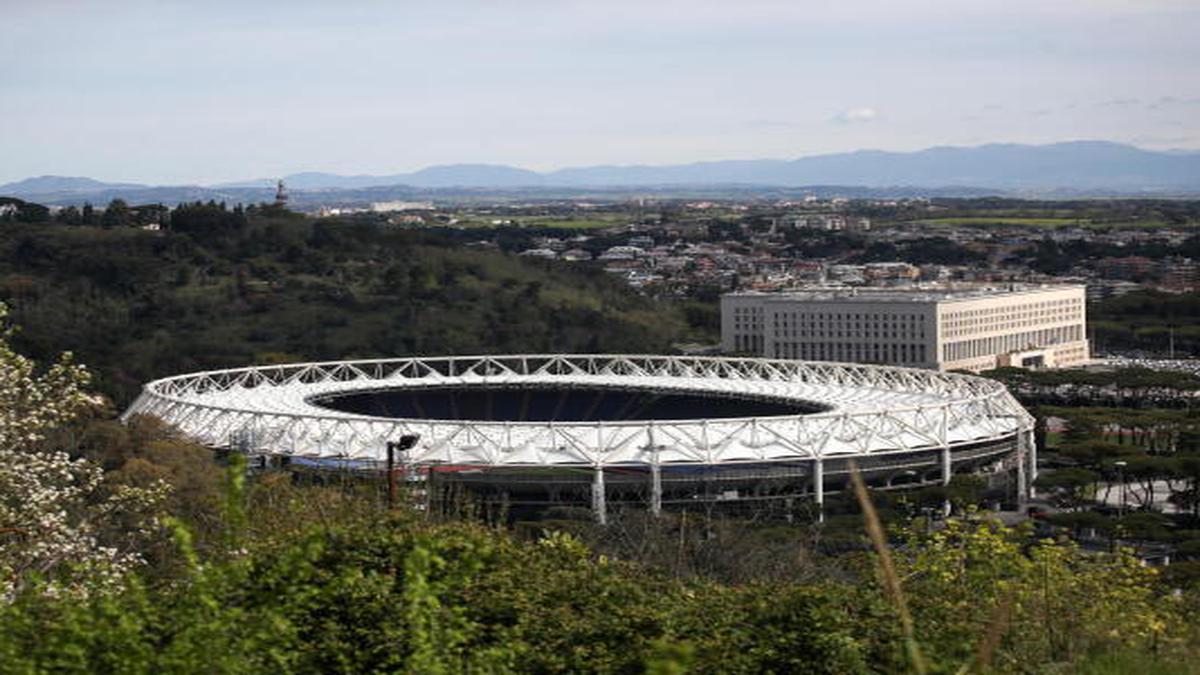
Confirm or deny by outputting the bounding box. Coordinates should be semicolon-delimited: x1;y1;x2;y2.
0;303;166;601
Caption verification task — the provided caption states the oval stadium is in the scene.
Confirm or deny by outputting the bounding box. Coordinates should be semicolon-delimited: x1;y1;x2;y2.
122;355;1036;520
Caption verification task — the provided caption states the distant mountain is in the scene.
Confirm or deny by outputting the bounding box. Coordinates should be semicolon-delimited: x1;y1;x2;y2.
541;141;1200;190
259;141;1200;192
0;175;147;195
403;164;544;188
6;142;1200;204
218;164;546;190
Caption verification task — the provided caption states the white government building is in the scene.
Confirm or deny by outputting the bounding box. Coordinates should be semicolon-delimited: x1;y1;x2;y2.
721;284;1089;372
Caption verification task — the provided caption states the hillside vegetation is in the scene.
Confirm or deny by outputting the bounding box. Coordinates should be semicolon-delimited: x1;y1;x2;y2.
0;204;712;405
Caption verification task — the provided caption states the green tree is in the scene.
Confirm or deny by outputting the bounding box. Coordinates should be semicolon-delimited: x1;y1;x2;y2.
101;199;132;228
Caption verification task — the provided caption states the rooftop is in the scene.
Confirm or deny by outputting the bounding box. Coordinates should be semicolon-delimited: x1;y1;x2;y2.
726;283;1085;304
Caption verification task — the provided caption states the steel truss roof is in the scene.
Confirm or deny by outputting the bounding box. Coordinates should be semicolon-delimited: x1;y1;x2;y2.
121;355;1033;467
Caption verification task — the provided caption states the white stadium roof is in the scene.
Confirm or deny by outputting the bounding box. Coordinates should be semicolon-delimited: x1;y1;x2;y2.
122;355;1033;468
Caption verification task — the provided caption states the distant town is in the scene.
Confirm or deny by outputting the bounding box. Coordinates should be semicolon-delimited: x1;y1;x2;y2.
294;195;1200;304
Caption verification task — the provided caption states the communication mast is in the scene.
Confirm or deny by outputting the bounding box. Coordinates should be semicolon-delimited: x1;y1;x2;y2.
274;179;288;207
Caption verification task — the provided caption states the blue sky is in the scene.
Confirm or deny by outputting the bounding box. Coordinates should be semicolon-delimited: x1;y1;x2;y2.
4;0;1199;184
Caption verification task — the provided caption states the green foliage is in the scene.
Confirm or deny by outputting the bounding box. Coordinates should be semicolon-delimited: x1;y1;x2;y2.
894;517;1190;670
1091;290;1200;356
0;215;711;406
0;197;50;223
3;466;1195;674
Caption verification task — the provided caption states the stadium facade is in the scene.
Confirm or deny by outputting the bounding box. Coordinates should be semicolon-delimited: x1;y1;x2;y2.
721;284;1089;372
123;355;1036;521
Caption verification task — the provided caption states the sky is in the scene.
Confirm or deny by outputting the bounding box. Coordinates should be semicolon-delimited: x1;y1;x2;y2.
3;0;1199;184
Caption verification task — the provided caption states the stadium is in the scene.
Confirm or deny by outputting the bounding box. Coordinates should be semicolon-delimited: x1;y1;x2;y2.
122;355;1036;521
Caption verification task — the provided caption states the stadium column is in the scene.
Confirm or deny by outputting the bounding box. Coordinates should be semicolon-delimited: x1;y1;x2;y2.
592;465;607;525
1016;429;1028;509
941;444;953;517
647;430;663;517
1027;425;1038;498
813;456;824;523
650;461;662;517
940;405;952;516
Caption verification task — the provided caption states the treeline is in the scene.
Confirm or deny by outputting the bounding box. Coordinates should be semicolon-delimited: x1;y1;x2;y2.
1024;237;1200;275
1091;290;1200;356
0;203;713;405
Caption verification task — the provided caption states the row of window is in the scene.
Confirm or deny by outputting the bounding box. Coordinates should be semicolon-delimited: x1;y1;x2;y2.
769;310;928;340
944;296;1081;321
772;341;928;364
943;297;1084;336
732;334;764;352
943;325;1083;362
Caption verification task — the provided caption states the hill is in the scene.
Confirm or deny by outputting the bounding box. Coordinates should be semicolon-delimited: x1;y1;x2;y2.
0;206;711;405
0;175;147;194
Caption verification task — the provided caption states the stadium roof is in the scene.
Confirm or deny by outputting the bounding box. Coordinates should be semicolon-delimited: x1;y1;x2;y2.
122;355;1033;468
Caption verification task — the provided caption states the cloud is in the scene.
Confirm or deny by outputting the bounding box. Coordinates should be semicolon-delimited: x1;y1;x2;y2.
1096;98;1140;107
833;107;879;124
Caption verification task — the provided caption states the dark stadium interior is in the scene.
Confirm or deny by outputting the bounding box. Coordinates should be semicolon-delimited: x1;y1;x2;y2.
310;384;827;421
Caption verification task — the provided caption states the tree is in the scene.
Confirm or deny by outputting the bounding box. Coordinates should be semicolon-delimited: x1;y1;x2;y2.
1035;468;1100;510
0;303;165;601
101;199;131;228
56;205;82;225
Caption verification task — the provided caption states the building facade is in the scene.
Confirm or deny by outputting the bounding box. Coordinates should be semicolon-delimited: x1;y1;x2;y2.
721;284;1089;372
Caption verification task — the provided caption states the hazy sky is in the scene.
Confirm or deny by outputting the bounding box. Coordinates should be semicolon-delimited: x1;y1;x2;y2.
4;0;1199;184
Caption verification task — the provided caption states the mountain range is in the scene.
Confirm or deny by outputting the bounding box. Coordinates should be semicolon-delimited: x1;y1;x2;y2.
4;141;1199;204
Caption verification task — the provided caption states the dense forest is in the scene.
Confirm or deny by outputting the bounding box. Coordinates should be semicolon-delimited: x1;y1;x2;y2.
0;203;715;405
